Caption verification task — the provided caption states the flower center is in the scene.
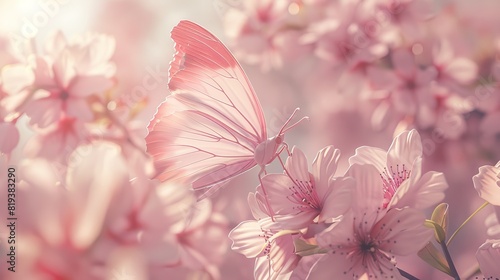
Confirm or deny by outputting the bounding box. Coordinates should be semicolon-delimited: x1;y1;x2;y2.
360;241;376;253
380;164;411;208
259;228;273;257
287;177;321;211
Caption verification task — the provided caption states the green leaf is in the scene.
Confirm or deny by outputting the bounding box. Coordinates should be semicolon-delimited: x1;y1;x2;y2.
431;203;449;241
293;239;328;257
417;242;451;276
425;219;447;244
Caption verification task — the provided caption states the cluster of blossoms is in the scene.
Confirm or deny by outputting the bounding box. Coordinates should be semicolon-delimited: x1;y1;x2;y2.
221;0;500;146
0;29;230;279
229;129;452;279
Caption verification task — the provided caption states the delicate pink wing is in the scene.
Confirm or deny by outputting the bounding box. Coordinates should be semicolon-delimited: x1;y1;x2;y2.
146;20;267;193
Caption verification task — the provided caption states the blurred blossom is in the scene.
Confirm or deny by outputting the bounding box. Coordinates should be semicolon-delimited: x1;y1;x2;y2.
1;32;115;129
222;0;316;70
15;143;129;279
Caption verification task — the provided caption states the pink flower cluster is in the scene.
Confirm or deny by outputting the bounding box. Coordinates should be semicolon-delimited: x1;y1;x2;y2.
229;129;448;279
221;0;499;143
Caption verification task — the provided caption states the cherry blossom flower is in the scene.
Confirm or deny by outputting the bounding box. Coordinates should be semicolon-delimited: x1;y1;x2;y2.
259;146;353;229
349;129;448;210
303;0;388;71
476;239;500;279
309;163;433;279
473;161;500;206
431;40;478;93
229;193;301;280
223;0;315;70
367;49;438;131
0;32;115;129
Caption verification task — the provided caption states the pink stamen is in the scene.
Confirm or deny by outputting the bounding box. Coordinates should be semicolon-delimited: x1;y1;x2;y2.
380;164;411;208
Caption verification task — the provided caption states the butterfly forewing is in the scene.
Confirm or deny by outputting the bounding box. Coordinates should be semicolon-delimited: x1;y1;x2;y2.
146;20;267;193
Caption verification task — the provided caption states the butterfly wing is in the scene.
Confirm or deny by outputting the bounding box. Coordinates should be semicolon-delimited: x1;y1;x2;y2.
146;20;267;193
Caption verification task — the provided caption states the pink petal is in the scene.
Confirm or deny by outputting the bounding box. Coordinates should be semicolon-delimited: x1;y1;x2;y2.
347;164;385;212
285;147;310;182
316;212;355;248
476;239;500;278
268;235;300;275
261;174;297;214
67;143;129;249
25;98;62;128
375;208;433;256
33;56;56;89
274;211;319;230
52;50;76;88
261;175;319;229
317;177;353;222
390;168;448;210
229;220;266;258
349;146;387;173
387;129;422;171
473;163;500;206
138;182;195;230
254;257;291;280
67;75;113;97
312;146;341;201
0;122;19;153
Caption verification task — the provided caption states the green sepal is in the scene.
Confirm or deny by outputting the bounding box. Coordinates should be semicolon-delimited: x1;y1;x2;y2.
293;239;328;257
417;242;452;276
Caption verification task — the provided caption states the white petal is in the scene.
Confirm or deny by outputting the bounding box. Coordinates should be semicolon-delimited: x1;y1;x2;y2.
387;129;423;171
347;164;385;213
318;177;353;222
312;146;340;200
285;146;310;182
389;169;448;210
476;239;500;278
349;146;387;174
473;163;500;206
229;220;266;258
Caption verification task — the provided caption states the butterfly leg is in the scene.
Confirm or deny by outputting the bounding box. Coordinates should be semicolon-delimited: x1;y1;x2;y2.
258;166;276;222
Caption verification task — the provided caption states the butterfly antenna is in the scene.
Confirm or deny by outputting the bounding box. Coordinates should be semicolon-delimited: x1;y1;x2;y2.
278;108;309;135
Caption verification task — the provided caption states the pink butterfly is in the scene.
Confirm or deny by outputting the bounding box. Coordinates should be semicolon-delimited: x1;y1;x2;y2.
146;20;306;202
